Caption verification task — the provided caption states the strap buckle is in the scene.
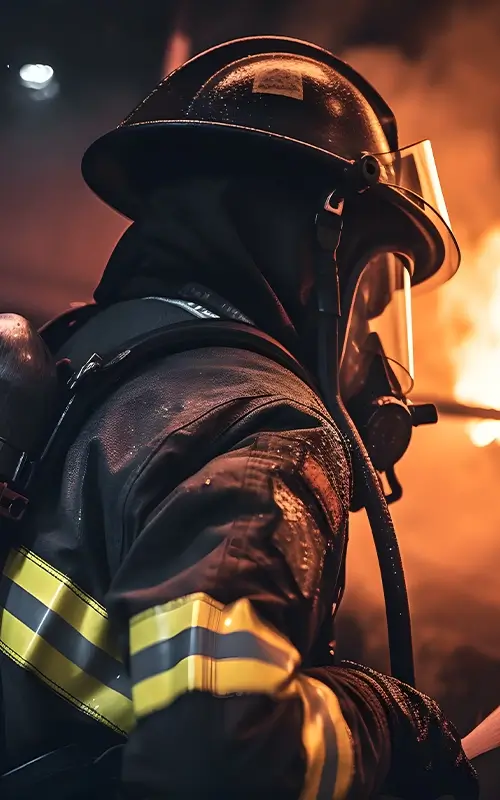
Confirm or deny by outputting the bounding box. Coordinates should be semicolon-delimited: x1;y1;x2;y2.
0;482;28;521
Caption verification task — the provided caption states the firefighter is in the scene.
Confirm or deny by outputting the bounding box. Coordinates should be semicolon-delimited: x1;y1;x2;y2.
0;36;478;800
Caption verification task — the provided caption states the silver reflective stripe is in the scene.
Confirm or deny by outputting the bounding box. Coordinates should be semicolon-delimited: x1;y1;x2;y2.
141;297;220;319
130;626;294;685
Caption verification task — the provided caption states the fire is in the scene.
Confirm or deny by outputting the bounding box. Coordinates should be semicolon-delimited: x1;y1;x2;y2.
448;228;500;446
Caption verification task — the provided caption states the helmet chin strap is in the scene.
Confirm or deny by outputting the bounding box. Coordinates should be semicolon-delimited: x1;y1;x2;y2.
314;181;416;687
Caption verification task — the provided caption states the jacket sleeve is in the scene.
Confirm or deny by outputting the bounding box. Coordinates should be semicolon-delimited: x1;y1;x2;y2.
105;401;391;799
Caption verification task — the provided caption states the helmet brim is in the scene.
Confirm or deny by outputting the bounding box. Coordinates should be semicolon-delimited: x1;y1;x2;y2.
82;120;456;289
82;119;352;215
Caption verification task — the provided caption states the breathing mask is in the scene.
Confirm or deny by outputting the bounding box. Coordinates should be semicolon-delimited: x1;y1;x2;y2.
341;252;437;504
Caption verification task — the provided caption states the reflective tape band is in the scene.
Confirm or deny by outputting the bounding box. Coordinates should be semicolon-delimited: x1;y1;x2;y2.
130;593;354;799
295;676;354;800
130;594;300;716
129;592;295;658
133;654;296;719
3;549;119;656
131;626;294;684
0;548;134;736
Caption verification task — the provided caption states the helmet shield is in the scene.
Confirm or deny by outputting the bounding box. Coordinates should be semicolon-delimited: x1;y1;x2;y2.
340;254;414;401
374;140;460;290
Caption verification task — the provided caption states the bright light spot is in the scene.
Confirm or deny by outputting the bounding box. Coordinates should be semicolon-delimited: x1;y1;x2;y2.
19;63;54;89
466;420;500;448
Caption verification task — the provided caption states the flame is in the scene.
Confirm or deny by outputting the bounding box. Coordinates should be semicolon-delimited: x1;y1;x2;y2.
449;228;500;446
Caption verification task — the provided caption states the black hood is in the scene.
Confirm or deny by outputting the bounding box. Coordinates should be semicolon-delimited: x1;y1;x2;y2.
94;176;326;356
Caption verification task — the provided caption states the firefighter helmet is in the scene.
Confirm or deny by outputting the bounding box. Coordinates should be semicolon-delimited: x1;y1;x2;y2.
82;35;458;291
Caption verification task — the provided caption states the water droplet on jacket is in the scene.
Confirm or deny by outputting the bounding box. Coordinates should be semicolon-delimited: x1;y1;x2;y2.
272;478;326;598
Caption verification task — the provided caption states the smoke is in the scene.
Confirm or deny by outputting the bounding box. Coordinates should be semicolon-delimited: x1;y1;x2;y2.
279;0;371;51
340;4;500;397
344;4;500;242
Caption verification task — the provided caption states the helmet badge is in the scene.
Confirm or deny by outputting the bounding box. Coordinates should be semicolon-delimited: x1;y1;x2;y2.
252;65;304;101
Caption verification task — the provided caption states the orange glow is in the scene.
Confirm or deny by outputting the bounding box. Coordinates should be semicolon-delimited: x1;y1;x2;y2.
445;228;500;446
163;29;191;77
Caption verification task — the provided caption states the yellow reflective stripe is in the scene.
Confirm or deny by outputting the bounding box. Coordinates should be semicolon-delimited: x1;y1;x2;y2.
130;594;300;717
294;678;326;800
133;654;292;718
329;691;354;800
0;609;134;736
294;676;354;800
4;548;120;659
130;592;223;654
0;547;134;736
130;592;354;799
130;592;294;661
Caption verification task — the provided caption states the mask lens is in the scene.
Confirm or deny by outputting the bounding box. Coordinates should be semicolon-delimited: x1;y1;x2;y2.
340;254;414;401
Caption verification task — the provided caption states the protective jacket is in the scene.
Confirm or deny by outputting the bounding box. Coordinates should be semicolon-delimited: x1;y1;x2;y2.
0;292;390;799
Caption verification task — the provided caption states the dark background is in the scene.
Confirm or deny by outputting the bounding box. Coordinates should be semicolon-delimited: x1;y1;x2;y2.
1;1;500;796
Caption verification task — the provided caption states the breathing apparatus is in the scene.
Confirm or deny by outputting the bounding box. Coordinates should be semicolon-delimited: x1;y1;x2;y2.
310;153;419;685
305;140;447;684
0;315;61;525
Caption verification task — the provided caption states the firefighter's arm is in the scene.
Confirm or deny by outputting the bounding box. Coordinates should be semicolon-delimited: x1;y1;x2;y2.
106;426;391;799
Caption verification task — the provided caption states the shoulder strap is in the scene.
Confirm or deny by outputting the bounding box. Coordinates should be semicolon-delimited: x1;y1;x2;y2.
35;319;320;484
38;305;101;354
98;318;315;388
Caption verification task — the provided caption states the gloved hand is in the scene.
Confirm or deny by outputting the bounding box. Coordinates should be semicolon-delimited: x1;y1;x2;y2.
342;661;479;800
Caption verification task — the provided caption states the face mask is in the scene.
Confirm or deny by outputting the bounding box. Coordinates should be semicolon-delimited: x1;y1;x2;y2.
340;254;437;504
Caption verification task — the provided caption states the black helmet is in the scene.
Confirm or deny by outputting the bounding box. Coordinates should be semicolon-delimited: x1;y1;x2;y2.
82;35;458;293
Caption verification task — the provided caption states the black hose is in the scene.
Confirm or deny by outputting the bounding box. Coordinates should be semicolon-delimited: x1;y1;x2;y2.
317;313;416;687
